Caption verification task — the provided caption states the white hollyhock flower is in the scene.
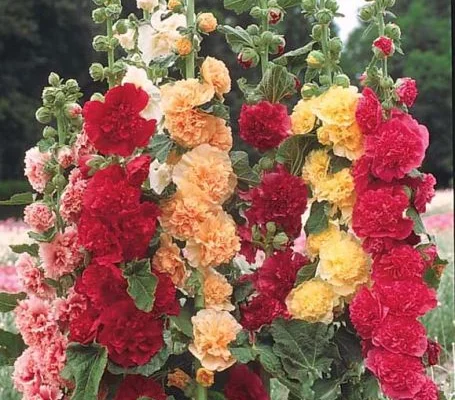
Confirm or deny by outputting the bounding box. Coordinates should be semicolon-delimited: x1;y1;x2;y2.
149;159;173;194
136;0;159;12
115;28;135;50
122;66;163;122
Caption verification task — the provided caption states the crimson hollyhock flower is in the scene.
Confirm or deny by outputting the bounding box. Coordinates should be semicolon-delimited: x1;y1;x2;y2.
355;87;383;134
239;101;291;152
83;83;156;156
238;224;257;263
372;315;428;357
371;244;426;283
374;280;437;318
349;287;384;340
98;300;164;367
362;233;420;257
373;36;394;57
414;378;439;400
114;375;166;400
243;164;308;237
151;271;180;317
241;295;288;331
126;154;152;187
225;364;270;400
352;156;374;194
365;110;429;182
396;77;418;108
353;184;414;240
425;339;441;366
366;348;426;399
403;173;437;213
68;300;100;344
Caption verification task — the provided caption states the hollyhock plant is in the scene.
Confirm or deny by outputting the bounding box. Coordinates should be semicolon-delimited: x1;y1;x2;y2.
15;253;55;299
225;364;270;400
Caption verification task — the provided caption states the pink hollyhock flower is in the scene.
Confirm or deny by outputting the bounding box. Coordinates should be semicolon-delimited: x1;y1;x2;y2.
39;226;83;279
15;297;58;346
353;184;414;240
365;110;429;182
413;378;439;400
225;364;270;400
13;347;41;395
349;287;384;340
293;233;306;254
60;179;88;223
16;253;55;299
372;315;428;357
24;147;51;193
239;101;291;152
56;146;74;169
355;87;383;134
23;203;56;233
53;288;86;323
396;77;418;108
73;131;96;163
0;266;22;293
366;348;426;399
39;333;68;386
373;36;394;56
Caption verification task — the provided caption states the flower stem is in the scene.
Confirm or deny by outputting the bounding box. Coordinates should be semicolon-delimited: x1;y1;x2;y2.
185;0;195;79
377;7;388;77
319;0;332;84
259;0;269;76
106;17;115;88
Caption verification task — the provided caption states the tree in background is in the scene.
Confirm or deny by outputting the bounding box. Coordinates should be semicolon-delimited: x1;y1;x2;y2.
342;0;452;187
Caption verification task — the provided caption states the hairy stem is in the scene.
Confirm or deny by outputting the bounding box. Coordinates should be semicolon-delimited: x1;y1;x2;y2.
106;17;115;88
259;0;269;75
185;0;195;79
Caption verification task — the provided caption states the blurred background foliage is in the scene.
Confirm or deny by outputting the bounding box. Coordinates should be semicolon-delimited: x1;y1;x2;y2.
0;0;452;215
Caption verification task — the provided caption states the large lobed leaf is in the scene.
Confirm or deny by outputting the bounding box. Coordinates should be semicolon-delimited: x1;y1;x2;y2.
123;259;158;313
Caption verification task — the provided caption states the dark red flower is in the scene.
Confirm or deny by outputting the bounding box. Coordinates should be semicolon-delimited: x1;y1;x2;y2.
241;295;288;331
365;110;429;182
355;87;383;134
98;300;164;367
372;244;426;283
114;375;166;400
239;101;291;152
353;184;414;240
68;300;100;344
373;36;394;56
372;315;428;357
152;271;180;317
366;348;426;399
425;339;441;366
83;83;156;157
244;164;308;237
238;224;257;264
374;280;437;318
349;287;384;340
396;77;418;108
225;364;270;400
414;378;439;400
126;154;151;187
362;233;421;257
352;155;374;194
408;173;437;213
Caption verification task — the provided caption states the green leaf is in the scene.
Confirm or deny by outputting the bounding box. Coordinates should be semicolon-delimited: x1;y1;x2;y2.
0;329;26;366
256;344;283;376
28;227;57;243
295;261;318;285
406;207;426;235
312;378;342;400
237;78;262;104
0;292;26;312
123;259;158;312
423;268;441;290
270;319;336;385
208;391;226;400
169;305;193;338
329;154;352;173
218;25;254;52
223;0;256;14
38;138;55;152
304;201;330;236
360;373;380;399
0;192;34;206
9;243;39;257
257;64;295;103
107;345;169;376
230;346;256;364
274;42;316;75
150;134;173;163
233;279;254;304
277;0;302;8
62;343;107;400
276;134;321;176
334;326;363;365
230;151;260;188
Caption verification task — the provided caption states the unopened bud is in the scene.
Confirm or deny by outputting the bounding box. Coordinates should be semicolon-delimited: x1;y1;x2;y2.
89;63;105;81
65;79;79;94
48;72;61;87
325;0;339;13
42;87;57;105
319;75;331;86
246;24;260;35
93;35;110;52
312;25;323;41
359;4;375;22
266;222;277;235
301;83;319;99
105;4;122;18
237;48;259;69
268;8;282;25
113;19;128;35
328;37;342;53
250;6;263;20
92;7;107;23
259;157;274;171
65;103;82;119
35;107;53;124
52;174;67;190
306;50;325;69
316;9;333;24
385;23;401;41
90;92;105;102
380;76;394;89
334;74;350;88
302;0;317;12
54;91;66;107
43;126;57;139
273;232;289;249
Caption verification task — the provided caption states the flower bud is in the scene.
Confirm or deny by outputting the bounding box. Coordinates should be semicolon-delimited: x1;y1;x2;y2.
35;107;53;124
251;225;262;242
373;36;395;58
105;4;122;18
319;74;331;86
358;4;375;22
93;35;110;52
334;74;350;88
385;23;401;41
113;19;128;35
65;103;82;119
266;222;277;235
312;25;323;41
43;126;57;139
302;0;317;12
196;368;214;388
54;91;66;107
246;24;260;35
325;0;339;13
167;0;182;11
65;79;80;94
301;83;319;99
42;87;57;105
92;7;107;24
268;8;282;25
261;30;274;44
197;12;217;33
316;9;333;24
90;92;105;102
250;6;264;20
273;232;289;249
175;36;192;56
48;72;61;87
52;174;67;190
328;37;342;53
259;156;274;171
380;76;394;89
89;63;105;81
306;50;325;69
237;48;259;69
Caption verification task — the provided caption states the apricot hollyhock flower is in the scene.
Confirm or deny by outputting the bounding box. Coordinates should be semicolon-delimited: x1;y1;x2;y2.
175;36;193;56
291;98;317;135
196;368;215;388
286;279;339;324
173;144;237;204
197;13;218;33
161;79;214;113
152;233;187;287
167;369;191;390
189;309;241;371
201;57;231;96
203;269;234;311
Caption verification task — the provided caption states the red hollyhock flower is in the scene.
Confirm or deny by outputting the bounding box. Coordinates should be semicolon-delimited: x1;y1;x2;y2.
255;249;308;301
239;101;291;152
83;83;156;157
365;110;429;182
114;375;166;400
374;280;437;318
238;224;257;264
396;77;418;108
241;295;288;331
126;154;151;187
352;156;374;194
353;184;413;240
406;173;437;214
372;315;428;357
373;36;394;57
349;287;384;340
243;164;308;237
225;364;270;400
366;348;426;399
151;271;180;317
426;339;441;366
362;233;420;257
68;300;100;344
414;378;439;400
98;300;164;367
371;244;426;283
355;87;383;134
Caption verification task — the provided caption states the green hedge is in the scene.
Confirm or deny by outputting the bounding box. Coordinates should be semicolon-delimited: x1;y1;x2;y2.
0;180;31;220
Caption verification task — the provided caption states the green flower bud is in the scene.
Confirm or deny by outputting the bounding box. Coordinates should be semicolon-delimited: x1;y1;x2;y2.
65;79;80;94
316;9;333;24
35;107;53;124
312;25;323;41
52;174;67;190
270;34;284;46
113;19;128;35
89;63;105;81
252;225;262;242
306;50;325;69
266;222;277;235
261;31;274;44
272;232;288;249
325;0;339;13
385;23;401;40
358;4;375;22
319;75;332;86
90;92;105;102
259;157;274;171
92;7;107;23
334;74;350;88
380;76;394;89
54;91;66;107
92;0;104;5
65;103;82;119
48;72;61;87
268;0;279;7
302;0;317;12
92;35;110;52
42;87;57;105
301;83;319;99
240;47;260;67
105;4;122;18
43;126;57;139
250;6;264;20
246;24;260;35
328;37;343;53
